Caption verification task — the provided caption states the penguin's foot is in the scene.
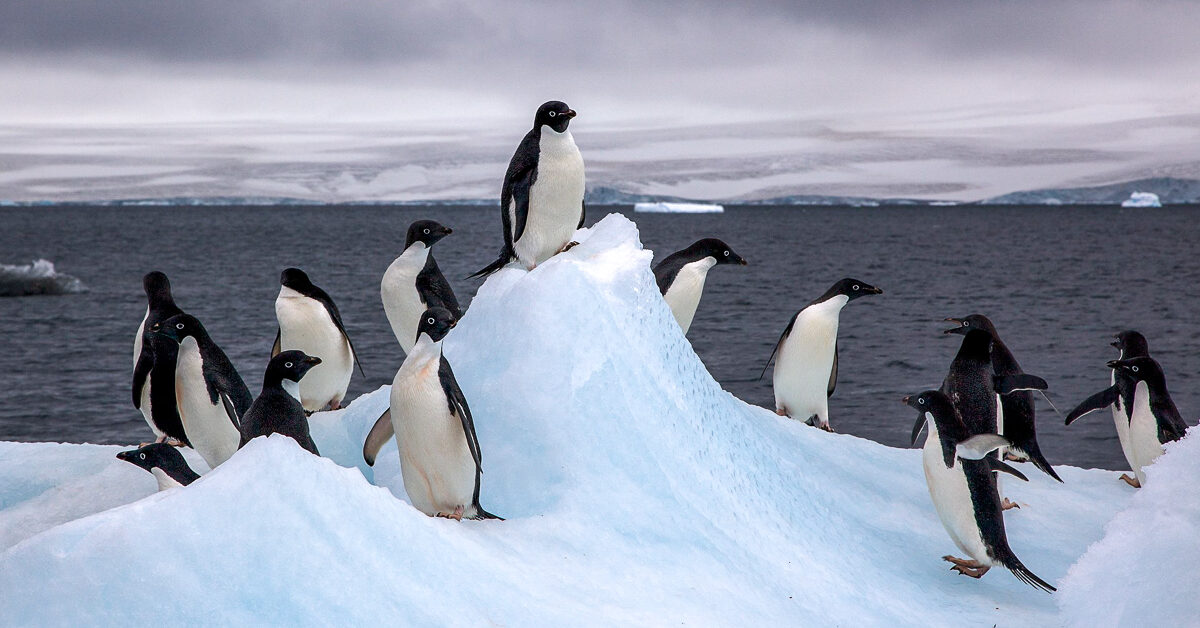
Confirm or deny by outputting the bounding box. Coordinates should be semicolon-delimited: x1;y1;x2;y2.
329;400;342;411
138;441;154;448
436;505;465;521
166;438;187;447
1003;452;1028;463
559;241;580;253
942;555;983;569
817;423;835;433
775;408;788;417
1001;497;1021;511
1119;473;1141;488
950;564;991;579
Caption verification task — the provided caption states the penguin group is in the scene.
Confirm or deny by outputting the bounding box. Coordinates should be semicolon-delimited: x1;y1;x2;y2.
111;100;1194;595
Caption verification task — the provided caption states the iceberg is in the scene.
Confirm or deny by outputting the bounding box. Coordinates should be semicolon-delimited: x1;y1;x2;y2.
0;214;1191;625
633;201;724;213
1120;191;1161;208
0;259;85;297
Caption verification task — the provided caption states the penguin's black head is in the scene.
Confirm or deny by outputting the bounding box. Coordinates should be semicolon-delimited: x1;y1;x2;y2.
117;442;187;474
143;271;173;302
688;238;748;266
825;278;882;302
269;350;322;383
416;306;457;343
405;220;453;249
902;389;959;445
1107;356;1165;384
943;314;997;337
280;267;316;292
535;101;576;133
1113;330;1149;356
149;313;203;343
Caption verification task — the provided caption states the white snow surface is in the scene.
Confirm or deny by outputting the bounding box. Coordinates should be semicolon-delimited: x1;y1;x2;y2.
0;214;1191;625
1120;191;1162;207
633;201;724;213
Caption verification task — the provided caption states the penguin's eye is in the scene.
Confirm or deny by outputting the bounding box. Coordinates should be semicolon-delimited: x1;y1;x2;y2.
963;321;970;327
175;323;185;330
723;251;730;256
139;453;146;460
285;362;293;368
852;284;860;291
427;317;435;324
918;398;925;405
423;228;430;234
1131;366;1139;373
548;111;557;117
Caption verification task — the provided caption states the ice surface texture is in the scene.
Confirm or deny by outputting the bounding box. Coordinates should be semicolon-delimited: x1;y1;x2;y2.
0;214;1189;626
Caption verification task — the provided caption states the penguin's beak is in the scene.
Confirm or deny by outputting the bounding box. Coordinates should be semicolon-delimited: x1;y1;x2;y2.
116;450;131;462
449;319;458;329
867;286;883;295
1106;360;1123;370
1110;339;1121;349
943;318;966;335
443;227;453;236
304;356;322;366
565;109;577;119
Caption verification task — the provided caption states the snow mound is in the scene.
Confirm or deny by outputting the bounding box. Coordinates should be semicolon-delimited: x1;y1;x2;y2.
633;201;724;213
1120;191;1161;207
0;213;1178;625
0;259;85;297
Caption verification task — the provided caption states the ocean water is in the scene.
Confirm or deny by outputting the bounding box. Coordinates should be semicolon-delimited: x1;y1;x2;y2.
1;204;1196;470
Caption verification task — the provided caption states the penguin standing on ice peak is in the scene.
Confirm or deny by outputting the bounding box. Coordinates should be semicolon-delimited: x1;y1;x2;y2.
1065;330;1149;487
239;350;323;455
1106;356;1190;487
904;391;1055;593
469;101;585;278
381;220;461;353
117;443;200;491
766;278;882;431
653;238;747;334
273;268;363;413
150;314;252;469
132;271;189;446
364;307;500;521
945;315;1062;483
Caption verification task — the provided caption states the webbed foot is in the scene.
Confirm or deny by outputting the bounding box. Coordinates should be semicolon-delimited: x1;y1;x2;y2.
1001;497;1021;511
1119;473;1141;488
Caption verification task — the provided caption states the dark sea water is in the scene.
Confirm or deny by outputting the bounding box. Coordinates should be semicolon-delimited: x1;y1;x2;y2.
1;204;1197;470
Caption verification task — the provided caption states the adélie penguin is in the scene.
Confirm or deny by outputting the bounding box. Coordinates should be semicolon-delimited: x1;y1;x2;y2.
239;350;322;455
905;390;1056;593
381;220;461;353
273;268;364;412
132;271;189;446
470;100;585;278
766;278;882;431
944;315;1062;483
364;307;501;521
1106;356;1190;487
653;238;747;334
150;314;252;469
1064;330;1149;487
117;443;200;491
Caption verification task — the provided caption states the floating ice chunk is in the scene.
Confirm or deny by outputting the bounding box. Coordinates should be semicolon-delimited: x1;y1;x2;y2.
0;259;85;297
633;202;724;213
1120;191;1161;207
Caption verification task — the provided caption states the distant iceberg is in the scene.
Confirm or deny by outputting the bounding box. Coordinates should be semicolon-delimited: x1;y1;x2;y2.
0;259;85;297
633;201;724;213
1121;191;1161;208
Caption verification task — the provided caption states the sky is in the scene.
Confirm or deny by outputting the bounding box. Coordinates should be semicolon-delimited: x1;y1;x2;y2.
1;1;1199;201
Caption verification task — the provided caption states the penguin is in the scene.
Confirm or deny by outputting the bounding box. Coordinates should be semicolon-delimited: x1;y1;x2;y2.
363;307;500;521
273;268;363;412
652;238;748;334
238;350;323;455
116;443;200;491
1106;356;1190;487
131;271;189;446
150;313;252;469
470;100;585;278
766;278;882;431
1064;330;1149;487
905;390;1055;593
381;220;462;353
945;315;1062;483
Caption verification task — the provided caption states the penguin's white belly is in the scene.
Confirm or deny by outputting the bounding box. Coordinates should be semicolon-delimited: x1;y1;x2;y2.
515;129;584;267
277;295;353;411
1127;382;1164;485
175;339;240;469
773;303;842;425
390;356;477;517
133;307;147;367
922;427;992;564
381;250;428;353
1111;373;1136;472
137;376;163;438
151;468;185;492
662;258;714;334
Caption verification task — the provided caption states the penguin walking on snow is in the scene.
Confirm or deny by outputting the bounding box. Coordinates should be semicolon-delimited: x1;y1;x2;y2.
151;313;252;469
1106;356;1190;487
766;278;882;431
117;443;200;491
1065;331;1149;487
132;271;188;446
905;390;1055;592
274;268;363;412
470;101;585;278
239;350;323;455
945;315;1062;483
653;238;747;334
363;307;500;521
381;220;461;353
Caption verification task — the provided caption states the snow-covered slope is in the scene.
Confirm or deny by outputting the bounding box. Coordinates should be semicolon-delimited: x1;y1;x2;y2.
0;214;1189;626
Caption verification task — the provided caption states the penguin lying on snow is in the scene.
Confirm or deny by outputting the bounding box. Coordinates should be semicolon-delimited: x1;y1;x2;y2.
132;271;188;447
653;238;747;334
1065;331;1150;487
905;390;1055;593
381;220;461;354
766;278;882;431
239;350;322;456
117;443;200;491
364;307;501;521
1105;356;1190;487
274;268;364;413
470;100;585;278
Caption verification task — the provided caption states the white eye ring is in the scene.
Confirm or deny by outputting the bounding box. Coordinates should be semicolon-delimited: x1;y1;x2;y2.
139;453;146;460
285;362;293;368
723;251;730;256
423;228;430;234
852;284;860;290
1131;365;1139;373
963;321;970;326
427;317;435;324
176;323;185;329
548;111;557;117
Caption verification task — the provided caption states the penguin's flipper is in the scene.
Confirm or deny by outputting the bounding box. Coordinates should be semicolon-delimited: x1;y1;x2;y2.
986;457;1029;482
956;434;1010;460
440;360;481;470
827;342;838;398
132;349;153;409
577;198;587;229
759;312;799;380
362;408;393;467
994;374;1049;395
220;392;242;430
271;328;281;357
1017;440;1064;482
1064;386;1119;425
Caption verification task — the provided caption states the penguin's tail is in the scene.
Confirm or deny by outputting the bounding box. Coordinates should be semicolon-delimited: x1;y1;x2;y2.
467;254;511;280
471;507;504;521
1003;554;1056;593
1017;439;1064;483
